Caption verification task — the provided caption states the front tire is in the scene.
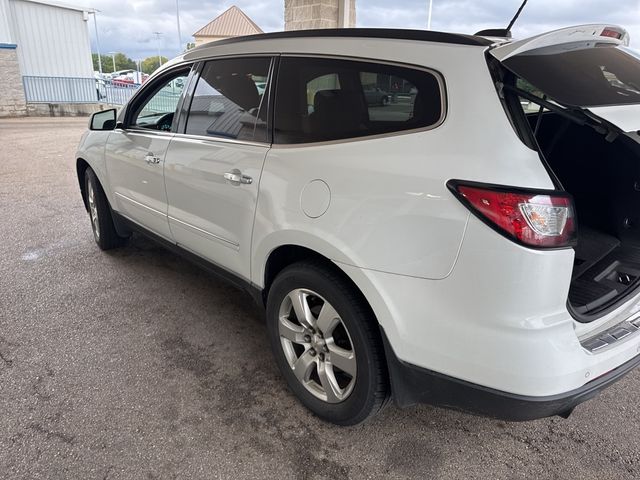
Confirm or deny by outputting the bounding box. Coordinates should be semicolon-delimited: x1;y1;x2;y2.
84;168;128;250
266;261;388;425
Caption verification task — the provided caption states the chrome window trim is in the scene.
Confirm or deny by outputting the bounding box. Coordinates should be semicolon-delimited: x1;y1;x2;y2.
168;215;240;249
170;133;271;148
119;128;175;139
272;53;448;148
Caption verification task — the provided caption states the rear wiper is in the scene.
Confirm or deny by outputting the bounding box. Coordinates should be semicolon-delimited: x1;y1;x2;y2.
499;82;620;142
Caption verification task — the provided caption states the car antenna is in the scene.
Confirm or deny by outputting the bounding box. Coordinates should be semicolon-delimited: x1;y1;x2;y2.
506;0;529;33
475;0;529;38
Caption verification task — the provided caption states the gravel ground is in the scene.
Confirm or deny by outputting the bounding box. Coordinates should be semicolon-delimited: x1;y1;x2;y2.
1;117;640;480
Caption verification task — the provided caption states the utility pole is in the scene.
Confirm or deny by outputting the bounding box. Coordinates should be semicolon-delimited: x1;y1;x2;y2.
153;31;163;69
90;10;102;75
175;0;183;52
108;51;116;73
427;0;433;30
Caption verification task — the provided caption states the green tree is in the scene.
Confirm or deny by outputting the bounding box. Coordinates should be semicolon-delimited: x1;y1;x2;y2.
92;52;137;74
185;42;195;51
141;56;169;75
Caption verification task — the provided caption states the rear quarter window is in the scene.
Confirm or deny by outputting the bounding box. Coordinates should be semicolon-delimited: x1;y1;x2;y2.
274;57;444;144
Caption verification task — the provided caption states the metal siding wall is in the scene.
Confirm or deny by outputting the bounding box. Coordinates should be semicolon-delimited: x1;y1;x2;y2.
9;0;93;77
0;0;14;43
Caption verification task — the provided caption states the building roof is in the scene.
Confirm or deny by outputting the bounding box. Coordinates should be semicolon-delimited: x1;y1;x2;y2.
193;5;263;38
19;0;94;13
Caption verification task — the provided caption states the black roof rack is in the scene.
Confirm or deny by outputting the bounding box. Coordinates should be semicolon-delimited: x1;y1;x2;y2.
193;28;493;50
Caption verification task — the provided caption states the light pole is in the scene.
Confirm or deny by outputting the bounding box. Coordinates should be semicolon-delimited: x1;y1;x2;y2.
108;51;117;73
175;0;183;52
153;31;163;69
427;0;433;30
89;9;102;75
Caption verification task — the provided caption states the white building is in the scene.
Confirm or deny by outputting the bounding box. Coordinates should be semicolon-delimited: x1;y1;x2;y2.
0;0;94;116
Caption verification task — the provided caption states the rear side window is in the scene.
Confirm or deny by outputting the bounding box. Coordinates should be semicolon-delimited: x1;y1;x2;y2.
274;57;444;144
185;57;271;142
502;43;640;107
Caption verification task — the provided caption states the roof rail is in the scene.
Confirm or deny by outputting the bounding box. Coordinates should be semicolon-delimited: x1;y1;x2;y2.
190;28;493;51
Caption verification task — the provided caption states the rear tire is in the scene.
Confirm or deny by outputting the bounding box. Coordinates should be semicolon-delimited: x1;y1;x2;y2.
266;261;388;425
84;168;128;250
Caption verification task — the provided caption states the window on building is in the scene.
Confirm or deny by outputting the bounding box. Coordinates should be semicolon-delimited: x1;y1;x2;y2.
185;57;271;142
274;57;444;144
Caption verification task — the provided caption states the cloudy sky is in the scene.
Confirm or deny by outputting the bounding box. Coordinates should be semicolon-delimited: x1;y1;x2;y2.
79;0;640;60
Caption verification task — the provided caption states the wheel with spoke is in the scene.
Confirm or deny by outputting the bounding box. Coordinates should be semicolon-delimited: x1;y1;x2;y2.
266;261;388;425
279;288;357;403
84;168;129;250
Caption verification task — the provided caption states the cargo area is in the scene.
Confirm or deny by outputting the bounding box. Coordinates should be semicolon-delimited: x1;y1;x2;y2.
532;113;640;320
492;32;640;322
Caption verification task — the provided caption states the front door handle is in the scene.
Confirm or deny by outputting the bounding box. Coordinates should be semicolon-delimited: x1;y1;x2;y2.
224;170;253;185
144;153;161;165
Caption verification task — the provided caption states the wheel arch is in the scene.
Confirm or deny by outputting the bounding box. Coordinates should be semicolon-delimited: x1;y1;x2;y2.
260;242;393;335
76;158;91;211
77;157;130;238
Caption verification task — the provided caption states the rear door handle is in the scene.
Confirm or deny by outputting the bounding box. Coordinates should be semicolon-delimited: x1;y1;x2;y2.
144;153;161;165
224;171;253;185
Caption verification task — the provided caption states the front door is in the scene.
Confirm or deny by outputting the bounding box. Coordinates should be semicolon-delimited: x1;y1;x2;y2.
106;67;191;240
164;57;273;280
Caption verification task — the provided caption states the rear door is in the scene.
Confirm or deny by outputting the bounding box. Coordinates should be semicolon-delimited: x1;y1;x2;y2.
491;24;640;134
106;66;192;239
163;56;274;280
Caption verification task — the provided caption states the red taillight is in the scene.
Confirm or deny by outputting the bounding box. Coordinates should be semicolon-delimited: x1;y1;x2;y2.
448;181;576;248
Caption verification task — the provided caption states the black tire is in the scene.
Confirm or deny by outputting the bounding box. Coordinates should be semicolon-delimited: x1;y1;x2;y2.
266;261;388;425
381;96;389;106
84;168;128;250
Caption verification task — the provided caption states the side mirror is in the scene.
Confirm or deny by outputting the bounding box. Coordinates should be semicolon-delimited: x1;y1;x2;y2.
90;108;117;131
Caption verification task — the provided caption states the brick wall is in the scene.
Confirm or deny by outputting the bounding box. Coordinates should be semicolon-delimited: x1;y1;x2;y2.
285;0;356;30
0;46;27;117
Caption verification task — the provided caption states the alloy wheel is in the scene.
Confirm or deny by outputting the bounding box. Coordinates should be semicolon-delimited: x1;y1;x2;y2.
87;182;100;240
278;288;357;403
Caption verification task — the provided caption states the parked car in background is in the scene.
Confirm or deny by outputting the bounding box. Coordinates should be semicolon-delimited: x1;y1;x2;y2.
363;85;390;106
77;25;640;426
109;69;135;79
111;71;149;87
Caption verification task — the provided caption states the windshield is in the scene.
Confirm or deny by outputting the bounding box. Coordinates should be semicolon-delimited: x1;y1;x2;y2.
502;42;640;107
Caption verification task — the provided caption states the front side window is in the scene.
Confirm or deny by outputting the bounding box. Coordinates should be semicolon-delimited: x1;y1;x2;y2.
274;57;444;144
130;69;190;131
185;57;271;143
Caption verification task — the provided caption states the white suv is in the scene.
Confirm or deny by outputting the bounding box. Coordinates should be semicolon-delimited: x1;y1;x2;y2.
77;25;640;425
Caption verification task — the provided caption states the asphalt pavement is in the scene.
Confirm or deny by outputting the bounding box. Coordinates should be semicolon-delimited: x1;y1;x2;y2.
1;117;639;479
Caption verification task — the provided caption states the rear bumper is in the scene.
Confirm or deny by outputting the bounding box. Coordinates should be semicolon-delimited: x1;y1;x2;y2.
381;329;640;421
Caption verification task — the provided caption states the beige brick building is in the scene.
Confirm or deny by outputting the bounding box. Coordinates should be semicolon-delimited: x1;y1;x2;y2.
0;45;27;117
192;2;357;50
285;0;356;31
